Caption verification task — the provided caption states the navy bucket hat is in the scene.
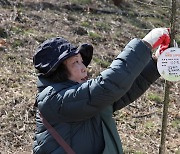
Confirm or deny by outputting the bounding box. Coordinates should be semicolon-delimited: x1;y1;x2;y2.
33;37;93;76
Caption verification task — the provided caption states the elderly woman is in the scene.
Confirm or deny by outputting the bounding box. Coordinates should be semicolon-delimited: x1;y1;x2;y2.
33;28;170;154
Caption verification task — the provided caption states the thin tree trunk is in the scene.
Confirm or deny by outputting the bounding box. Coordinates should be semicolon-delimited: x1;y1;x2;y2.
159;0;177;154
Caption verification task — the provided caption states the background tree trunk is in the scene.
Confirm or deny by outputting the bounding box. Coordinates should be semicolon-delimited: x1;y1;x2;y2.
112;0;122;6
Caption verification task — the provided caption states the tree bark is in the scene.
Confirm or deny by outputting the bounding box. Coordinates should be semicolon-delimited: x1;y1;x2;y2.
159;0;177;154
112;0;122;6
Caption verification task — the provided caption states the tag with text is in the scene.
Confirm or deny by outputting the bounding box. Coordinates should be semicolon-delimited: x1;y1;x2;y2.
157;47;180;82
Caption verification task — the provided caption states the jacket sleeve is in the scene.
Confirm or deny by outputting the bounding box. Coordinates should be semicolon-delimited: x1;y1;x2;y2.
38;39;153;122
113;58;160;111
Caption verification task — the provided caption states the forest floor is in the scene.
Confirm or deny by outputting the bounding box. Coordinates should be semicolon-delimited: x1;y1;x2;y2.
0;0;179;153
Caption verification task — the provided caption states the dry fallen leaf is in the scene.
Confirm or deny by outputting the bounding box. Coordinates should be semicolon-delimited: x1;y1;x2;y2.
0;39;7;47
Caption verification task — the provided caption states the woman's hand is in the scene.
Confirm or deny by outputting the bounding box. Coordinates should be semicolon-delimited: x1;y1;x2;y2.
142;28;170;50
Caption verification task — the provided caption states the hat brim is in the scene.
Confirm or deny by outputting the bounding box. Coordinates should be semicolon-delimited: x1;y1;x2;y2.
78;44;93;67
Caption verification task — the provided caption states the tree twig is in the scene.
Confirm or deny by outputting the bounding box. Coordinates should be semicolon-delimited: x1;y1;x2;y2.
134;0;170;9
132;111;157;118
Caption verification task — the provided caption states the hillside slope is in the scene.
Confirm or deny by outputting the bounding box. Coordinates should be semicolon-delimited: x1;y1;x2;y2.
0;0;179;153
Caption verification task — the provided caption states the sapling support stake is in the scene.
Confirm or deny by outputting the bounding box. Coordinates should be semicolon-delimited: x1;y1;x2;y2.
159;0;177;154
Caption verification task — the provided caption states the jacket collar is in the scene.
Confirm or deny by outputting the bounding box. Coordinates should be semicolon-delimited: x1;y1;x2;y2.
37;76;78;92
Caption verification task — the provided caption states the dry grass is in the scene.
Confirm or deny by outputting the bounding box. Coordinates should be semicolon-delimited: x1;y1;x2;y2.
0;0;179;153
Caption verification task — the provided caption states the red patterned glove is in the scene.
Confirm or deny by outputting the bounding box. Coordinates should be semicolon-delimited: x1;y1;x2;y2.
155;39;178;58
143;28;170;50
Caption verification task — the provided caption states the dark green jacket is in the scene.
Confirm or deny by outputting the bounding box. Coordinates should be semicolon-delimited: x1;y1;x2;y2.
33;39;160;154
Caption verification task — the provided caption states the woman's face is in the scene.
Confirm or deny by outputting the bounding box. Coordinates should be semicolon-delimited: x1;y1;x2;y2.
63;53;88;83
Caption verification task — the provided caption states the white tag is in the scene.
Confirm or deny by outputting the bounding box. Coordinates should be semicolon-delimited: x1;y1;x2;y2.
157;47;180;82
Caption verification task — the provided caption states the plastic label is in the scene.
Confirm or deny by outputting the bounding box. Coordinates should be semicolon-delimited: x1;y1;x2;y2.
157;47;180;82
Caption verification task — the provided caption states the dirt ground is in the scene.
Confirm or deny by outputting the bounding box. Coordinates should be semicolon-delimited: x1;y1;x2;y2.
0;0;179;153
